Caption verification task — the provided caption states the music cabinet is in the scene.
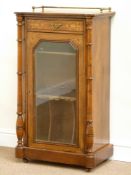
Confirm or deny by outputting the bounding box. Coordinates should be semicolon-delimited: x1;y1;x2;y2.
15;6;115;171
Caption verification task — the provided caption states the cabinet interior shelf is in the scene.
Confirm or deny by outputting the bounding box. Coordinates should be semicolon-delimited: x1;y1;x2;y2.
37;94;76;102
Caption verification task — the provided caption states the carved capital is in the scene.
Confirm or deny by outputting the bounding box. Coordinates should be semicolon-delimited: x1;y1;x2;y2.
17;15;23;22
86;19;93;30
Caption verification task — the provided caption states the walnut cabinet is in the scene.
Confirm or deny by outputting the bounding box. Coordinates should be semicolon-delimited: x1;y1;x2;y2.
15;9;115;170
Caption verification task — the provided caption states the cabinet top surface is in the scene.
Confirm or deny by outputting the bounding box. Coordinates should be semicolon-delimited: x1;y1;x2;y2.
15;12;115;19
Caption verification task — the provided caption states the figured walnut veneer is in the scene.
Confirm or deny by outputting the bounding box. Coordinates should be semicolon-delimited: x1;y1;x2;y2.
15;11;115;171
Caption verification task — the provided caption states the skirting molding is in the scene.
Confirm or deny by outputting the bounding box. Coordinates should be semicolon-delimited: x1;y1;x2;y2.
0;128;16;147
111;145;131;162
0;128;131;162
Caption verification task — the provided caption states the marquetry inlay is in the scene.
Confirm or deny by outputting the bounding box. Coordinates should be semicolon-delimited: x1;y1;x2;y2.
27;19;84;33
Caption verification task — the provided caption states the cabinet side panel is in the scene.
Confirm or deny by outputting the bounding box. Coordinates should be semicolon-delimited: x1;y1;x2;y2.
92;17;111;151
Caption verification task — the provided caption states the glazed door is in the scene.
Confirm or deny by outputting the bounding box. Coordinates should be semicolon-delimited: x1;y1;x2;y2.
27;32;86;153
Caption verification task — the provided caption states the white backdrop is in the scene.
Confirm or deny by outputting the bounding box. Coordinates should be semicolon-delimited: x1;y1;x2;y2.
0;0;131;162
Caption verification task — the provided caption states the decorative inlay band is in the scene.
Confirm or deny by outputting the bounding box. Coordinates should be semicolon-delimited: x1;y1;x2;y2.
27;19;84;33
49;23;63;31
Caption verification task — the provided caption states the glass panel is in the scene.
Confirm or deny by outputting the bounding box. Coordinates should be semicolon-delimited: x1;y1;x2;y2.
34;41;77;145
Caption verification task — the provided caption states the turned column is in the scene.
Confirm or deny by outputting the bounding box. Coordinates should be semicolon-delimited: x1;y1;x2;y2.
85;18;94;154
16;15;24;150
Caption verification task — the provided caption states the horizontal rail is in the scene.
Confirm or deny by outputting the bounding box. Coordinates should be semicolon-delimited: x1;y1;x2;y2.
32;6;111;13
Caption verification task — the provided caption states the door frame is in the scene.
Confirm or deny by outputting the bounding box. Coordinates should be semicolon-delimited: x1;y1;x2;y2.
26;32;86;153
